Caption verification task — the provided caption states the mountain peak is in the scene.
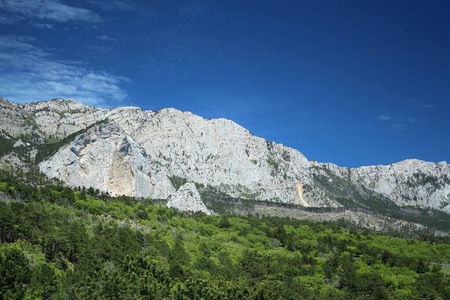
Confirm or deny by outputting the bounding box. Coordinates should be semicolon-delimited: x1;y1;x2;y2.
0;98;449;214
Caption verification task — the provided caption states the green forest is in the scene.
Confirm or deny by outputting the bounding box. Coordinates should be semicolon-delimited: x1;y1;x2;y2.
0;169;449;299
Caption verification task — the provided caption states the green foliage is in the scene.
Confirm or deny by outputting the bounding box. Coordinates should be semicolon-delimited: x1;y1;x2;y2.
407;171;448;190
281;150;290;162
0;171;449;299
0;245;31;298
266;158;278;169
219;215;231;229
168;176;187;191
0;135;14;157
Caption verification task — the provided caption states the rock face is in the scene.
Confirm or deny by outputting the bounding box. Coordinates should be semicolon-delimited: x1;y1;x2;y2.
352;160;450;211
166;183;211;215
22;98;107;139
0;97;46;143
309;160;450;213
0;98;449;214
107;107;313;205
39;123;174;199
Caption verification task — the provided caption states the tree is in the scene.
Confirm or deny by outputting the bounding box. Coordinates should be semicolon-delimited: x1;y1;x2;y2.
219;215;231;229
339;251;358;290
169;235;189;265
241;249;268;279
32;262;56;300
0;246;30;299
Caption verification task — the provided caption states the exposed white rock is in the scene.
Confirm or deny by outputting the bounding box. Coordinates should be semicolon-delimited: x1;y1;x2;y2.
23;99;109;139
166;182;211;215
0;153;29;170
39;123;175;199
13;139;26;147
1;98;449;213
0;97;46;142
23;98;94;114
108;107;314;204
352;159;450;213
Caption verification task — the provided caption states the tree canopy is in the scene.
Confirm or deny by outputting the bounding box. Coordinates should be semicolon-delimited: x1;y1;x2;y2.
0;169;449;299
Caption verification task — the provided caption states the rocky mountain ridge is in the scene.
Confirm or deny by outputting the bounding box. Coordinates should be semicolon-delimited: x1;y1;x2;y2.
0;97;449;215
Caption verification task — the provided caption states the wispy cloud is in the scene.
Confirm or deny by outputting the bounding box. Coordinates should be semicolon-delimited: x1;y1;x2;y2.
0;14;14;24
0;35;129;106
86;45;113;52
31;23;53;29
179;3;204;17
0;0;101;24
96;35;116;41
378;115;391;121
378;114;416;129
424;104;434;109
390;123;406;130
88;0;139;11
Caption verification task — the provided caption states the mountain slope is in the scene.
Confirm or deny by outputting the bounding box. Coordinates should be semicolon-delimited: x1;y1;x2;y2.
39;123;174;199
0;97;449;215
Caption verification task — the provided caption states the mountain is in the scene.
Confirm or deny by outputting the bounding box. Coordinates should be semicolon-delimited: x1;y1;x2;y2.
1;97;449;219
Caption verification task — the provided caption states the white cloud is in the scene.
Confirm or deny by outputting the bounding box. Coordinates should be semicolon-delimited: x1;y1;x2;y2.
424;104;434;109
87;45;113;52
0;0;101;23
391;123;406;130
0;14;14;24
32;23;53;29
88;0;138;11
96;35;116;41
378;114;416;130
0;35;129;106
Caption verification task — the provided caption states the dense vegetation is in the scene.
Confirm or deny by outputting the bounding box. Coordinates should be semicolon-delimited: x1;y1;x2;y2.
0;135;14;157
0;170;449;299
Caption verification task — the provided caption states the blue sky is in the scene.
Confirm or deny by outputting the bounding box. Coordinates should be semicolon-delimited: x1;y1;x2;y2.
1;0;449;168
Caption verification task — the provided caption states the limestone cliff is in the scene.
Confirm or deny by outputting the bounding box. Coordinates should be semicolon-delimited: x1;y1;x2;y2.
352;159;450;212
310;160;450;213
39;123;174;199
0;98;449;214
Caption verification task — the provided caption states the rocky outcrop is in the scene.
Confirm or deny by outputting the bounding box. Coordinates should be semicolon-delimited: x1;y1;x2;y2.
39;123;174;199
166;182;211;215
108;107;315;205
309;160;450;213
0;98;449;214
352;159;450;213
23;99;109;139
0;97;45;142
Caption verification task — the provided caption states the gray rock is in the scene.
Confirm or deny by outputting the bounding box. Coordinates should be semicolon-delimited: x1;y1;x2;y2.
39;123;175;199
166;182;211;215
13;139;25;147
1;97;448;213
351;159;450;213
